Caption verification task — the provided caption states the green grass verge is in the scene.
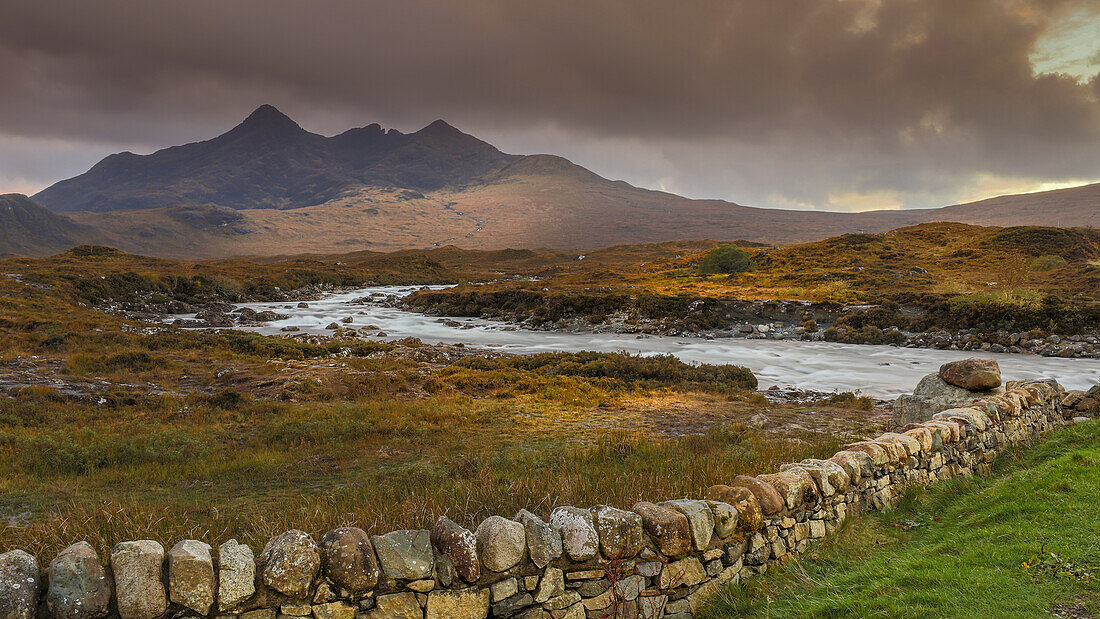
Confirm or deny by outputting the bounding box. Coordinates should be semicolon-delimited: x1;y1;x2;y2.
702;420;1100;618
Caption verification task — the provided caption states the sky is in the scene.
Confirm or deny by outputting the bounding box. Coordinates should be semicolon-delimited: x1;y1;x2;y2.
1;0;1099;211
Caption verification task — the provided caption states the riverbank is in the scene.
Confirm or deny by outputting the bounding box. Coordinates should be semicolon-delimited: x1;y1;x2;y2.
399;287;1100;359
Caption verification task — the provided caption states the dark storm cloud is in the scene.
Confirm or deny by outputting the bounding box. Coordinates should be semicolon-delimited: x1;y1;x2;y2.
1;0;1098;208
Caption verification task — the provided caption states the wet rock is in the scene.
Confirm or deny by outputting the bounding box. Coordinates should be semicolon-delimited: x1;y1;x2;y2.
591;505;644;559
0;550;39;619
939;358;1001;391
514;509;562;569
321;527;380;594
110;540;166;619
218;539;256;610
47;542;112;619
168;539;214;615
371;530;433;580
261;529;321;598
475;515;526;572
430;517;479;583
549;506;599;562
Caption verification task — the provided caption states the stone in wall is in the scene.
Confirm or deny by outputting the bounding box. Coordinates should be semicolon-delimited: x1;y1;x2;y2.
371;529;433;581
111;540;166;619
321;527;380;594
261;529;321;598
218;539;256;610
168;539;214;615
591;505;644;559
549;506;599;561
631;501;692;557
47;542;112;619
514;509;563;569
0;549;39;619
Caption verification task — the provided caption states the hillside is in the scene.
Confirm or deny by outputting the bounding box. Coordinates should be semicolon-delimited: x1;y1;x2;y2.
0;193;97;257
25;105;1100;258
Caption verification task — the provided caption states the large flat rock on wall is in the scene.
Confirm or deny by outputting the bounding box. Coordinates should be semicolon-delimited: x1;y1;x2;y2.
893;362;1006;427
3;379;1068;618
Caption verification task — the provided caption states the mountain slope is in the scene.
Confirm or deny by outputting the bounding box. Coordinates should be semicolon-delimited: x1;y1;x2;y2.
30;105;1100;258
0;194;97;257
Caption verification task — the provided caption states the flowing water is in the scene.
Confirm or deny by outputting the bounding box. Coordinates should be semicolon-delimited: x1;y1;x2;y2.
193;286;1100;398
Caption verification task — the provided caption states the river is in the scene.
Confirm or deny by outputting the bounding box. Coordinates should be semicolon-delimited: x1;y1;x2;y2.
197;286;1100;398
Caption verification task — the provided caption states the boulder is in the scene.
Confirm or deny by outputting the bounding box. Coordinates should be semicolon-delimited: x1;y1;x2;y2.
321;527;380;594
370;530;433;580
110;540;166;619
631;502;692;557
46;542;112;619
168;539;215;615
939;358;1001;391
892;372;1004;426
430;517;479;583
475;515;526;572
514;509;563;569
261;530;321;598
591;505;644;559
0;550;39;619
729;475;785;515
218;539;256;611
549;507;599;562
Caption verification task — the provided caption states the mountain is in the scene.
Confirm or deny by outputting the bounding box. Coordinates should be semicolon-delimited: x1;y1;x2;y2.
0;194;97;257
30;105;1100;258
34;105;518;213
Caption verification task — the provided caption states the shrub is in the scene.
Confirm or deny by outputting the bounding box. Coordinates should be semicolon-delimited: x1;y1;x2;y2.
1030;255;1067;271
698;245;753;275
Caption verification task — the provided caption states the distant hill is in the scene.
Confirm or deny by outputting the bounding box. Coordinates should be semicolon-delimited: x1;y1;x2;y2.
29;105;1100;258
0;194;97;257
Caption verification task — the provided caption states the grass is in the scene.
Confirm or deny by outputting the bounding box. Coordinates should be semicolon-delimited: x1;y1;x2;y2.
701;420;1100;618
0;253;883;560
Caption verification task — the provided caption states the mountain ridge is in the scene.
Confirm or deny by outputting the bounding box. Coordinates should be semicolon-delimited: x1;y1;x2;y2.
22;105;1100;258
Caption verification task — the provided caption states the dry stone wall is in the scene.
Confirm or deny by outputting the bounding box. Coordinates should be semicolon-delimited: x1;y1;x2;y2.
0;379;1069;618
